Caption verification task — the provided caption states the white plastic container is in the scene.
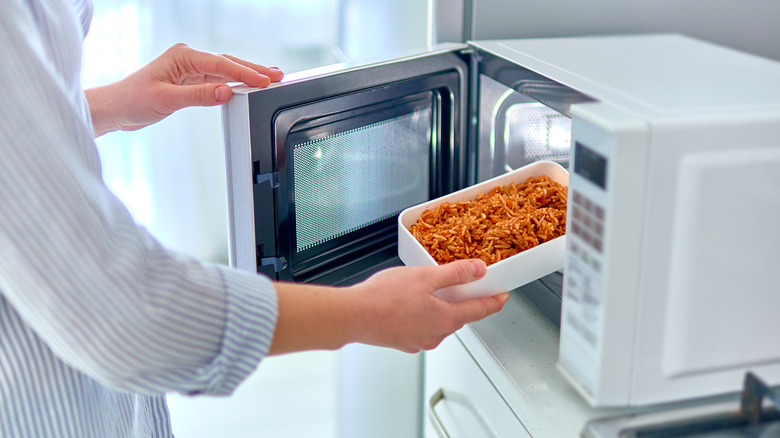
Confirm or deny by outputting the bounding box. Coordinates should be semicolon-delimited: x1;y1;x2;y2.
398;161;569;302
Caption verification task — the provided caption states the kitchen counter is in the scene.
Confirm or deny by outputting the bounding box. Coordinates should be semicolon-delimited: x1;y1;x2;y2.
452;289;753;437
455;291;638;437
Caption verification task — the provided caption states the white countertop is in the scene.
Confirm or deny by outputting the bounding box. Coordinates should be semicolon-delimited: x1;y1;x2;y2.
455;289;750;437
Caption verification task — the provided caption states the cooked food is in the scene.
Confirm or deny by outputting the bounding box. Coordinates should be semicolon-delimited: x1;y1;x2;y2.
409;175;567;266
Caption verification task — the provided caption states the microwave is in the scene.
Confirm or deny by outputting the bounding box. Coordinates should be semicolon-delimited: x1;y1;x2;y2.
221;34;780;408
221;40;582;285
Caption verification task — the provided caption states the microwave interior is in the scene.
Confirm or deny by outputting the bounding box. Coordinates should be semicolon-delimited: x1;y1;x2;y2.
223;44;592;306
476;74;573;182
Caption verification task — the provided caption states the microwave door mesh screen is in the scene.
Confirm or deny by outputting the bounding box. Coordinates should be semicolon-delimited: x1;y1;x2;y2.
292;108;432;253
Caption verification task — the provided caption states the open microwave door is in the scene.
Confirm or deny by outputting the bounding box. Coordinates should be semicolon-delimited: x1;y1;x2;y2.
222;44;469;284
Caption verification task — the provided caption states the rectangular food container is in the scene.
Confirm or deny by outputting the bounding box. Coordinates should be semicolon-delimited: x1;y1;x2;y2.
398;160;569;301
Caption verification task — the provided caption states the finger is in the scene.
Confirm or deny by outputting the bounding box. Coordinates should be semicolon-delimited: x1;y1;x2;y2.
188;51;283;88
423;259;488;291
221;54;284;83
451;292;510;325
163;83;234;110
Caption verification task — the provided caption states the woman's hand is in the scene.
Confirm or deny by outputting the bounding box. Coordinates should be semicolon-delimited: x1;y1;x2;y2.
269;260;509;355
348;259;509;353
85;43;284;137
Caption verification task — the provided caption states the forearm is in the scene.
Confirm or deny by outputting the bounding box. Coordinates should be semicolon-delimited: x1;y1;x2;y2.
269;282;366;355
85;83;124;137
268;261;509;356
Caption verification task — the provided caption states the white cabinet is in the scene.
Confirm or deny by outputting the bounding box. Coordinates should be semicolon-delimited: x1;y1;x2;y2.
424;292;636;438
424;335;531;438
424;291;751;437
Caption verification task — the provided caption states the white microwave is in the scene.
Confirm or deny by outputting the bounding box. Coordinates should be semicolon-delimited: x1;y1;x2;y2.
549;35;780;407
222;34;780;409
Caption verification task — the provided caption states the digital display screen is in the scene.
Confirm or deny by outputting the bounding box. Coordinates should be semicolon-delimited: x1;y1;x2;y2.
573;142;607;189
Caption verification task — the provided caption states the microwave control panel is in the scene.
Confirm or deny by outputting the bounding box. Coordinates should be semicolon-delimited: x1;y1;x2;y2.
560;141;611;398
560;101;651;406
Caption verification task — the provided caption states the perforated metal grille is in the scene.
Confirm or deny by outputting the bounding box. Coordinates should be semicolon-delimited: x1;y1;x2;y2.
292;108;431;253
506;103;571;166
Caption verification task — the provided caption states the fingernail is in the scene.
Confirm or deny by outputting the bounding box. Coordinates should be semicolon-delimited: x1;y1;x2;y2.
470;260;486;278
215;85;230;102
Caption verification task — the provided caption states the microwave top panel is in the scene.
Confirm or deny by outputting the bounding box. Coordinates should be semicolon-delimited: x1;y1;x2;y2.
469;34;780;118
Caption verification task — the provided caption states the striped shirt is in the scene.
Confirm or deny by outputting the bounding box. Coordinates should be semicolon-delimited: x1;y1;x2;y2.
0;0;278;436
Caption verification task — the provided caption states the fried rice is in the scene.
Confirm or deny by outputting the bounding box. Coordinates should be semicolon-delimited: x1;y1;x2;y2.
409;175;568;266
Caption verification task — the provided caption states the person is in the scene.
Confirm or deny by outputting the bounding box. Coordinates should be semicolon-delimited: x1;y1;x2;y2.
0;0;509;436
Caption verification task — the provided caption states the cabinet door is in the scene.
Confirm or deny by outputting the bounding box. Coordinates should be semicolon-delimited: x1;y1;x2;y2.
424;335;531;438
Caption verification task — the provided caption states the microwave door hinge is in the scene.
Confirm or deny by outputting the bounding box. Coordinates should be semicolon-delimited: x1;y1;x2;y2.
253;174;282;273
260;256;287;273
255;171;279;188
257;244;287;272
460;46;483;63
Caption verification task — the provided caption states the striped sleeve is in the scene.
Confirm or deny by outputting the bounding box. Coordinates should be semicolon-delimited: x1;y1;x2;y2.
0;0;278;399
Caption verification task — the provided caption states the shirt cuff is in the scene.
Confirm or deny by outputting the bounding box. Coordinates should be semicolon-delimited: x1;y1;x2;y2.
204;266;278;395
